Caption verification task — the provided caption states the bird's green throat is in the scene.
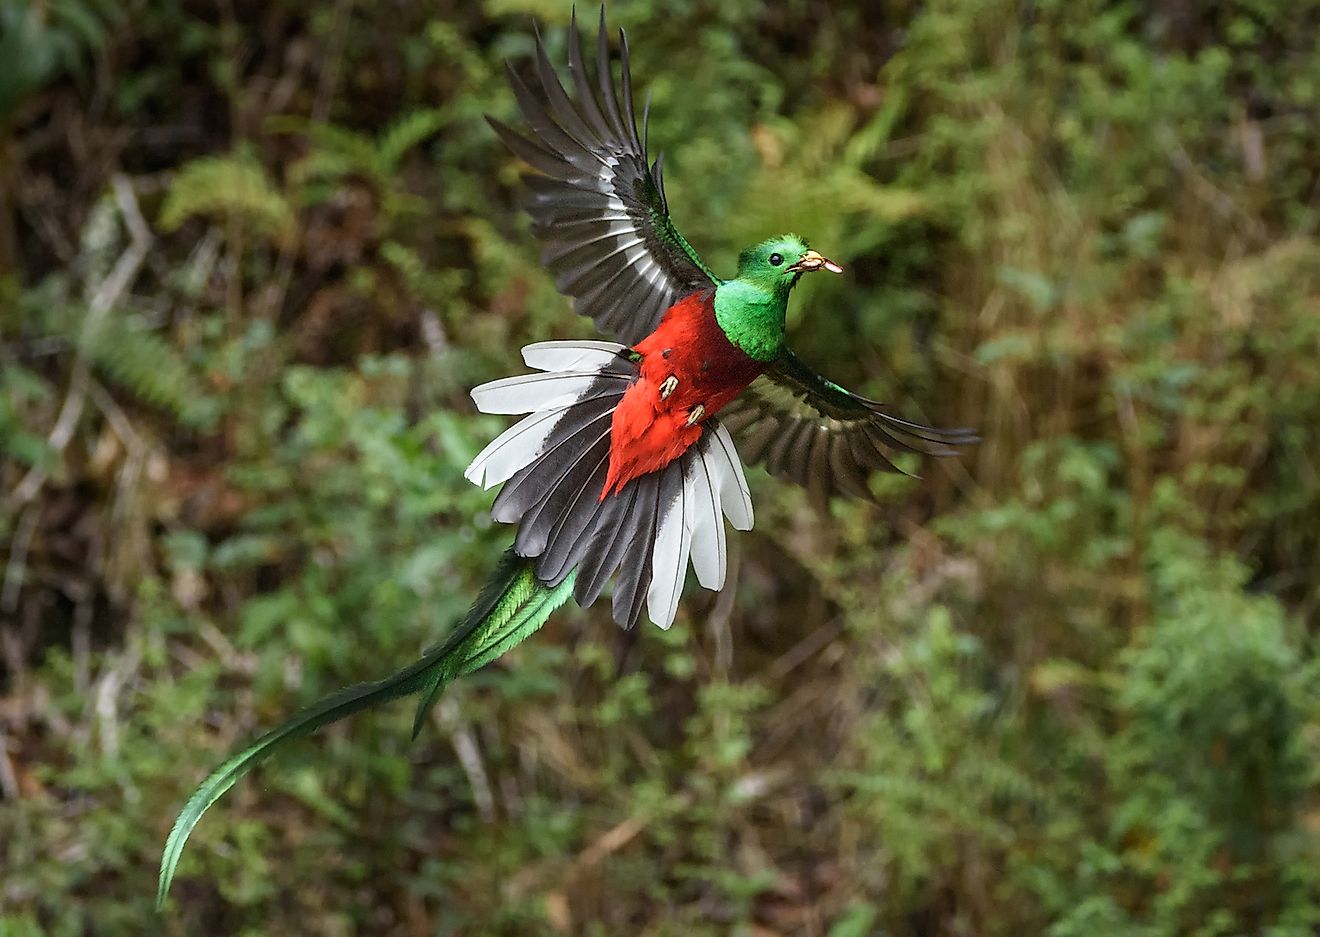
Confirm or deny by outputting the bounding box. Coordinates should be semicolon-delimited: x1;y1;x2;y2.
713;234;840;362
714;278;790;362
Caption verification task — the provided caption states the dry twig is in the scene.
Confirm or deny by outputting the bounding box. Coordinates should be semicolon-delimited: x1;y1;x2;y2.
8;175;153;507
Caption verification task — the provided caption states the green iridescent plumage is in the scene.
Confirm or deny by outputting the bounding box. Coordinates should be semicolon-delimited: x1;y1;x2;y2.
714;234;813;361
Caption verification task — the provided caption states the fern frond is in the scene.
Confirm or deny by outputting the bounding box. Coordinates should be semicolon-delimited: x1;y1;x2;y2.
381;241;465;308
298;150;361;188
159;154;294;244
375;108;446;174
80;311;202;423
277;110;445;191
0;363;55;469
303;123;377;176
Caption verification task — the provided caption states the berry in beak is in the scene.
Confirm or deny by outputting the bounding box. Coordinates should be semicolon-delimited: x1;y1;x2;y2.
788;249;843;274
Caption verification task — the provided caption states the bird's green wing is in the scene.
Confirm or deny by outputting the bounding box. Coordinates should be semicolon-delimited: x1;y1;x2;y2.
488;9;720;344
718;348;977;507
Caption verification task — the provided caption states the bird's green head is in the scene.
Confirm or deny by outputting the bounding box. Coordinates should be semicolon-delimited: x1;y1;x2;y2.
714;234;843;361
734;234;843;296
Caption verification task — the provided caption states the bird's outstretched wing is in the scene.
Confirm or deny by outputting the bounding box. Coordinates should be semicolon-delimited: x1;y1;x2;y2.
488;9;719;344
718;349;977;507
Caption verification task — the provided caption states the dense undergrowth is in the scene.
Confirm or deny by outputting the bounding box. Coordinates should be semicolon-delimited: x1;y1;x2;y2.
2;0;1319;934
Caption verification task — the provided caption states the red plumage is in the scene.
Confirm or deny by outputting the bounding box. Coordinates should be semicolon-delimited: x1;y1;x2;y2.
603;290;765;497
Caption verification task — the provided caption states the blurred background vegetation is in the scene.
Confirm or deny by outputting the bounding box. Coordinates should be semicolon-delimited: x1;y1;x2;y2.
2;0;1320;933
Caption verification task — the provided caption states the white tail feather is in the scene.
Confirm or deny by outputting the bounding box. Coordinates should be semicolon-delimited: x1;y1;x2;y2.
648;473;691;630
464;407;569;489
686;453;725;591
471;371;620;415
708;424;754;531
522;340;627;373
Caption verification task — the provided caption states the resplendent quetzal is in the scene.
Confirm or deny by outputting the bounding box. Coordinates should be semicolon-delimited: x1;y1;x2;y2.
157;9;975;907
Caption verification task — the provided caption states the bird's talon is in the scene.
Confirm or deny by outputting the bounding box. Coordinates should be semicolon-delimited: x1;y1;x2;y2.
686;404;705;426
659;375;679;399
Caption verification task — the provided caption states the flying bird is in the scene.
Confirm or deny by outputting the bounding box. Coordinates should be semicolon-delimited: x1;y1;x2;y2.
157;9;974;907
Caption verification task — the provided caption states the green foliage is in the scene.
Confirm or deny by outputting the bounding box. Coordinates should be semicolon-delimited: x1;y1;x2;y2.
80;310;204;422
4;0;1320;934
0;0;120;124
0;362;54;469
0;195;204;436
159;153;295;243
283;108;447;200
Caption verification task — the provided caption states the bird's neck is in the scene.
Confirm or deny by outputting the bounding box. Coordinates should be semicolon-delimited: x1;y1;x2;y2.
713;279;788;362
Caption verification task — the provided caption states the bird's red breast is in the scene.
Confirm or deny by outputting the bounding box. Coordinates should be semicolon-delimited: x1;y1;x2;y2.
602;290;766;498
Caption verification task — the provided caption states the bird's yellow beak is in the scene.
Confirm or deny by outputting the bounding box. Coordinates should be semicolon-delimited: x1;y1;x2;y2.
788;249;843;274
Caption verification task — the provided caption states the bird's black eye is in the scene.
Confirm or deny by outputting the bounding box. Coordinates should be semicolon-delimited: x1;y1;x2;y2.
769;252;784;267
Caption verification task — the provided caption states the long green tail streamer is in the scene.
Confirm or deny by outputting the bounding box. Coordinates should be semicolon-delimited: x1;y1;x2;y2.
156;549;575;910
